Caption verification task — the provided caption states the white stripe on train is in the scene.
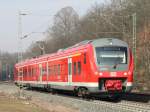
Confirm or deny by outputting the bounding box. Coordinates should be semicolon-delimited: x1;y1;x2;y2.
16;81;98;87
16;81;132;88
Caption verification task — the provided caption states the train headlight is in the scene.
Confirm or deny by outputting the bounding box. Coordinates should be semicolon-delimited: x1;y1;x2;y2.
94;71;98;75
128;71;131;75
99;72;103;76
109;42;113;45
124;72;127;76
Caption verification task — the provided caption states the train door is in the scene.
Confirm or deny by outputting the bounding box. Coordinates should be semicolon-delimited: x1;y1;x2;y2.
68;57;72;85
39;64;42;82
18;67;23;82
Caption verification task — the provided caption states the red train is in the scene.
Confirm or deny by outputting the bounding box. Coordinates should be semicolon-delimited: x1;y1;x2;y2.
14;38;134;98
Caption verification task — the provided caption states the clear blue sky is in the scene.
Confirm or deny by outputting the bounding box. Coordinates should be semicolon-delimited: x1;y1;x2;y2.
0;0;103;53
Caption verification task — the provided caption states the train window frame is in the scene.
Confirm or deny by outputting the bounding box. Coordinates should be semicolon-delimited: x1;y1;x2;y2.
39;65;42;76
28;67;32;76
42;67;46;75
95;46;128;65
51;65;53;75
73;62;77;75
48;65;51;75
32;67;36;75
77;61;81;74
61;64;63;72
23;67;26;76
54;65;57;75
84;53;86;64
19;68;24;76
58;64;60;75
31;67;33;76
31;67;35;76
68;63;72;75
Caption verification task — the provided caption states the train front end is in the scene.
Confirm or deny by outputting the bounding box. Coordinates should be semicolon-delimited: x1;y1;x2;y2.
92;38;134;94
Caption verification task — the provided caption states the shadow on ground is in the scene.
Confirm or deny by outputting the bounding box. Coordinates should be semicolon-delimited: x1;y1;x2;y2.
122;92;150;103
26;87;150;103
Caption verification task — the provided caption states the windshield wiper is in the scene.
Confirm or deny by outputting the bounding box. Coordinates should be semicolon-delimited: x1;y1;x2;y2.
113;57;121;69
113;63;119;69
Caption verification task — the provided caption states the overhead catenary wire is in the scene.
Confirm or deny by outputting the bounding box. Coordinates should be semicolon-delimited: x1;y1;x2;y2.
21;13;54;39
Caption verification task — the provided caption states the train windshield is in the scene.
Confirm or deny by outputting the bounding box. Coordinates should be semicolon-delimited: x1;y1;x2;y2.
95;47;127;66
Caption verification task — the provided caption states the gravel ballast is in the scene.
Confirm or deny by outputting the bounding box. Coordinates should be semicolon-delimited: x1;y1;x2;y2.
0;82;149;112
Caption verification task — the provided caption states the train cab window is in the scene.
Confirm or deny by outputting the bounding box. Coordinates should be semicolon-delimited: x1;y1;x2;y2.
84;53;86;64
96;47;128;65
77;61;81;74
73;62;76;75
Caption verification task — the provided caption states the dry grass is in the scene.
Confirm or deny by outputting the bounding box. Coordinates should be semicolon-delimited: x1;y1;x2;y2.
0;93;49;112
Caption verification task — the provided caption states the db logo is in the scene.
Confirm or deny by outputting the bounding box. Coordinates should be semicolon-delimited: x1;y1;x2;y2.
110;72;117;77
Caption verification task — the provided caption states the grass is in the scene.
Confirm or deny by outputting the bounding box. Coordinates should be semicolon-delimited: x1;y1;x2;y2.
0;94;49;112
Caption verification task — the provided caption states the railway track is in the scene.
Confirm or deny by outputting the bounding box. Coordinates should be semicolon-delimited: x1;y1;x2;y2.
61;93;150;112
0;81;12;84
93;100;150;112
49;91;150;112
28;87;150;112
120;101;150;111
0;81;150;112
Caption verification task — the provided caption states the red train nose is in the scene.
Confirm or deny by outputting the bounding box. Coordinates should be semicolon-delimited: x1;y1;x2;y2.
105;80;122;91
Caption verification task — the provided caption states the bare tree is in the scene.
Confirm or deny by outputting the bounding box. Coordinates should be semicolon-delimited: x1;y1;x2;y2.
50;7;79;48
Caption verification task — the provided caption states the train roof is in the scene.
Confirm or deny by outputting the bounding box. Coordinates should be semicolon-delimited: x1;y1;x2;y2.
16;38;128;67
91;38;128;47
57;38;128;51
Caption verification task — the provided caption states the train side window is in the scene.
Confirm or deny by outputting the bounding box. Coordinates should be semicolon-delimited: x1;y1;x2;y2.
29;67;31;76
53;65;55;75
84;53;86;64
54;65;57;75
77;61;81;74
58;64;60;75
73;62;76;75
42;68;46;75
61;64;64;74
48;66;51;75
23;68;26;76
31;68;34;76
68;63;72;75
30;68;32;76
30;68;31;76
27;68;29;76
33;68;36;75
51;66;53;75
52;65;54;75
61;64;63;72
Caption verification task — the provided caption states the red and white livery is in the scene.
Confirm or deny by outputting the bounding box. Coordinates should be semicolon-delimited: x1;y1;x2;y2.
14;38;134;97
